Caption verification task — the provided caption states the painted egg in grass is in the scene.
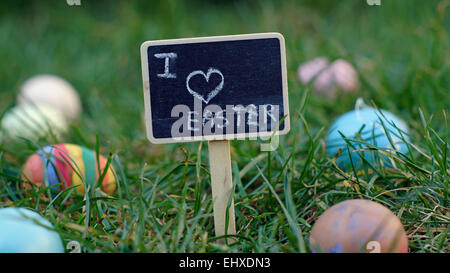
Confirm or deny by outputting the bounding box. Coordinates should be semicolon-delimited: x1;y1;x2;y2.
22;144;116;196
330;59;360;93
297;57;329;84
309;199;408;253
326;107;410;170
313;59;360;97
0;104;68;142
298;58;359;97
0;207;64;253
18;74;82;121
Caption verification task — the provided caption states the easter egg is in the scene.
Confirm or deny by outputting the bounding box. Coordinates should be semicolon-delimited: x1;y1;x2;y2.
313;65;336;97
18;74;82;121
298;58;360;97
0;207;64;253
297;57;329;84
0;104;68;142
331;59;360;92
326;107;410;169
314;59;360;97
310;199;408;253
22;144;116;196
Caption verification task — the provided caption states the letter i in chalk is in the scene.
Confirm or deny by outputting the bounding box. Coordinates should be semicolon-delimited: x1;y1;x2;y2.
140;33;290;243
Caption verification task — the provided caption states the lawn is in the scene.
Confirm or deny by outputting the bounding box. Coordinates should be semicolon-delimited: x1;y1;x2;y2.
0;0;448;252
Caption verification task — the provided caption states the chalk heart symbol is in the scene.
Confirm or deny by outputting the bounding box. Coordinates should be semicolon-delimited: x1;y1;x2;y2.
186;68;224;104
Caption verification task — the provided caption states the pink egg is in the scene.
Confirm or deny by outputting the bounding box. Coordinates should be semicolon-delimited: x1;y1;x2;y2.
330;59;360;92
297;57;329;84
310;199;408;253
313;66;336;97
298;58;360;97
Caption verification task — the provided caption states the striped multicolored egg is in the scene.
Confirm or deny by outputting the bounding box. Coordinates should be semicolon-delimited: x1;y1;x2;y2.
310;199;408;253
22;144;116;196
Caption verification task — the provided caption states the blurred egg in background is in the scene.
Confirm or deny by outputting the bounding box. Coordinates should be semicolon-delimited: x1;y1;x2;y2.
331;59;360;92
0;104;68;142
297;57;329;84
313;65;337;97
298;58;360;97
18;74;82;122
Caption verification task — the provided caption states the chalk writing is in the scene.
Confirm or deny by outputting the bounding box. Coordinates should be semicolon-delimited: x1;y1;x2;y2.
154;52;177;79
186;68;224;104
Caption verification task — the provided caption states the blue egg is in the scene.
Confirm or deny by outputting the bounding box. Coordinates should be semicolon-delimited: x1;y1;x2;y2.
326;107;410;169
0;207;64;253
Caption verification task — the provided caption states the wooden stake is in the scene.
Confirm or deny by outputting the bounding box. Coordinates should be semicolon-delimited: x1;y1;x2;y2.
208;140;236;244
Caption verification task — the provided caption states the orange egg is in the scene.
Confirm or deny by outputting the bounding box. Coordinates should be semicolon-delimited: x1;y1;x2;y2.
310;199;408;253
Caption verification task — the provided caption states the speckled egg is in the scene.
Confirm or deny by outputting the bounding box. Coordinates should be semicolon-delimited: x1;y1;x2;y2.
310;199;408;253
22;144;116;196
326;107;410;169
0;207;64;253
18;74;82;121
0;104;68;142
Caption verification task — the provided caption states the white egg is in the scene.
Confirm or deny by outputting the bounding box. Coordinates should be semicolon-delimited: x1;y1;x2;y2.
0;104;68;142
17;74;82;121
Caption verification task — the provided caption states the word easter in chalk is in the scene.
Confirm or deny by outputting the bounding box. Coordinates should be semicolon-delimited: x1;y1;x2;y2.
140;33;290;144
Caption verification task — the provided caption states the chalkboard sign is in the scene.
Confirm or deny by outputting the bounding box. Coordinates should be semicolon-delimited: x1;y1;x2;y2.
140;33;290;144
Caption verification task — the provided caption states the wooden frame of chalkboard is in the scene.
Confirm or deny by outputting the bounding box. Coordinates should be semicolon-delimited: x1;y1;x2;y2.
140;32;290;144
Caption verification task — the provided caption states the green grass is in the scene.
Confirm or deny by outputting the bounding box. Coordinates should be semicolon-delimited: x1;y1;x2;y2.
0;0;448;252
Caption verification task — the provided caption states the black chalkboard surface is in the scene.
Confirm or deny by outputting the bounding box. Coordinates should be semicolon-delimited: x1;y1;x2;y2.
140;33;289;144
